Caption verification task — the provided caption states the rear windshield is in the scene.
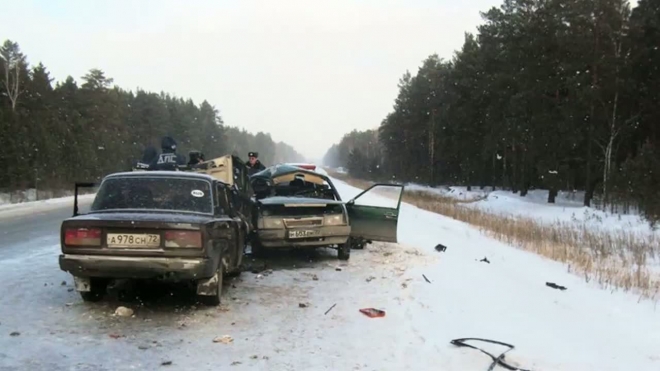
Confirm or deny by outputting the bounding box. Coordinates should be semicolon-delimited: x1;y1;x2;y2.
91;177;213;214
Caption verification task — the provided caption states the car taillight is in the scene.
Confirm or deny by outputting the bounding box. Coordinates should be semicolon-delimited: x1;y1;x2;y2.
164;230;202;248
64;228;102;246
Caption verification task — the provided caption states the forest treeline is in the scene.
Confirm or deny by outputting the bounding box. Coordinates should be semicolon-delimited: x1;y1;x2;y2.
323;0;660;224
0;40;304;196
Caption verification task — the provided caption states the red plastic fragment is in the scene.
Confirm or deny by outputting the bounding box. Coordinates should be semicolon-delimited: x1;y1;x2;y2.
359;308;386;318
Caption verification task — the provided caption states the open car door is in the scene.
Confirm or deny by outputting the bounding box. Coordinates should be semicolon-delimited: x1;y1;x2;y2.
345;183;404;243
73;182;99;216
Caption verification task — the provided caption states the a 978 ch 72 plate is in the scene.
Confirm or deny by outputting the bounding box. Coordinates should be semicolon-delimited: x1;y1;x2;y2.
288;229;320;239
107;233;160;248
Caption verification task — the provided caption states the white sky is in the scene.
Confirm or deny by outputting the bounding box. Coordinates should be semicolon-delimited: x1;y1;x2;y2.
2;0;513;160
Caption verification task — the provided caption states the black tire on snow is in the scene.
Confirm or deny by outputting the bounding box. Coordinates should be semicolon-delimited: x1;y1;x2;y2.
338;242;351;261
250;239;266;258
79;278;108;302
198;264;224;306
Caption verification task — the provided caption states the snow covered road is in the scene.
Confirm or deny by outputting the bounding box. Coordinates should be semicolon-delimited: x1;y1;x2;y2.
0;179;658;370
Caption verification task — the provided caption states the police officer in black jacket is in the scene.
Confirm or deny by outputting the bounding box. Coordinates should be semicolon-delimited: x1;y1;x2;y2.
134;145;158;170
246;151;266;175
154;136;186;171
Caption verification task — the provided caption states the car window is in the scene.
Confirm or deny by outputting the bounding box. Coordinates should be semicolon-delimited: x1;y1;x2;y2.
91;177;213;214
273;177;338;200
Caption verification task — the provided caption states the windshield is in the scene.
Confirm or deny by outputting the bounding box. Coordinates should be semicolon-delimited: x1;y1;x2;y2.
91;177;213;214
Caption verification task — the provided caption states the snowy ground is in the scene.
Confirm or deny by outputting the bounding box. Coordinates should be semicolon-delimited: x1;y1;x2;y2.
0;178;659;370
403;183;658;237
0;193;96;218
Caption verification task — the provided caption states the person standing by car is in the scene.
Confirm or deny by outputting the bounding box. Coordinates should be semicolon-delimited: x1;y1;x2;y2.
133;145;158;170
246;151;266;175
154;136;186;170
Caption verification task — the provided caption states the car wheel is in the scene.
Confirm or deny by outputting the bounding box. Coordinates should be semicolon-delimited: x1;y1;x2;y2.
338;242;351;261
79;278;108;302
198;264;224;306
250;239;266;258
226;269;242;278
351;237;366;250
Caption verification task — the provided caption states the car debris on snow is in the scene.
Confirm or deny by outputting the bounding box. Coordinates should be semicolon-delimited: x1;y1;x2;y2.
422;274;432;283
161;361;173;366
366;275;376;282
9;331;20;337
324;303;337;315
114;306;134;317
213;335;234;344
435;244;447;252
231;361;242;365
298;302;310;308
546;282;567;290
479;257;490;264
359;308;386;318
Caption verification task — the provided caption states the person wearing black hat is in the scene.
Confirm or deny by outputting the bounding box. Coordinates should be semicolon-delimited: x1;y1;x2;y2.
246;151;265;175
153;136;186;171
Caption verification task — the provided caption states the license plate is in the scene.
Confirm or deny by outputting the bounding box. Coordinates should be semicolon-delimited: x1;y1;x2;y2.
107;233;161;248
288;230;319;239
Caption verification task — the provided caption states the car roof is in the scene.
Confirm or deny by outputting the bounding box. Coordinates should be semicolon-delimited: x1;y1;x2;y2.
104;171;216;182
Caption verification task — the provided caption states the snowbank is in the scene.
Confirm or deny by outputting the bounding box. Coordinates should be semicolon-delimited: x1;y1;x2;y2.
328;177;660;371
405;184;657;236
0;193;96;215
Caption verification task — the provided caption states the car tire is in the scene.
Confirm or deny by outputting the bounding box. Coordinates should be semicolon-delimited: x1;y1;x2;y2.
338;242;351;261
250;239;266;258
198;264;224;306
226;269;242;278
351;237;366;250
79;278;108;302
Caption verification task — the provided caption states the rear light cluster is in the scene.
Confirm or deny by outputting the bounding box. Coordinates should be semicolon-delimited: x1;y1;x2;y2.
164;230;202;248
65;228;102;246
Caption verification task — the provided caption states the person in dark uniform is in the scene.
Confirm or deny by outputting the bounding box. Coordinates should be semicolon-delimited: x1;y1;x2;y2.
133;145;158;170
246;151;266;175
187;150;206;169
154;136;186;171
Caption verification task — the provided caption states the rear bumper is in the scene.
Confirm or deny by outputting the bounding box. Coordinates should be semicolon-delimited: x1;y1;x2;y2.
59;254;215;281
257;225;351;248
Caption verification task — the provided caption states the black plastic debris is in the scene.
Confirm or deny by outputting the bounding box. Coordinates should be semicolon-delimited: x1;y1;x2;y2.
324;303;337;315
479;257;490;264
435;244;447;252
422;274;432;283
546;282;567;290
450;337;532;371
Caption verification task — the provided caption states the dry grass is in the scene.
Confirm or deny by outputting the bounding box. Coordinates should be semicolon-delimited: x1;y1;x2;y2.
327;169;660;301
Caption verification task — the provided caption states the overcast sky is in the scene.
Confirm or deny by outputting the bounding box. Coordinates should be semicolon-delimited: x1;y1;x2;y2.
3;0;513;160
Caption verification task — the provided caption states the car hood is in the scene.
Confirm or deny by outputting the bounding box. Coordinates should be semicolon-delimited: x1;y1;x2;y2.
257;196;344;206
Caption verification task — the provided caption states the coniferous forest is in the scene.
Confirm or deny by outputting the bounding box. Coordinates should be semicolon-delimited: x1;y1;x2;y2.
0;40;303;199
323;0;660;223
